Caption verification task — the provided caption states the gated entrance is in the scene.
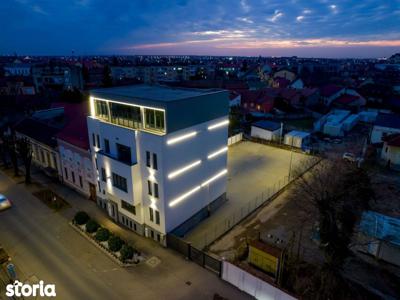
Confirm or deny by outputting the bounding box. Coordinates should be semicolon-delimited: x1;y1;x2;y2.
167;234;222;276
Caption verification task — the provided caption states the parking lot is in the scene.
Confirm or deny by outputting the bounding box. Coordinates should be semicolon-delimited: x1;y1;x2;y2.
184;140;314;249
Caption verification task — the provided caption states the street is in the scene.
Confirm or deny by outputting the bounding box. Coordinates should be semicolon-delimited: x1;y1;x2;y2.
0;171;251;300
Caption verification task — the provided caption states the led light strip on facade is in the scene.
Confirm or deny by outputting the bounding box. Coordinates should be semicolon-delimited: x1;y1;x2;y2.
167;131;197;145
168;169;228;207
201;169;227;187
168;160;201;179
208;119;229;130
169;186;201;207
207;146;228;159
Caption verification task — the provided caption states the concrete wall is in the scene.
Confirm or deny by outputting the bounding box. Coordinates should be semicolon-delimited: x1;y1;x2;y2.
228;133;243;146
221;261;297;300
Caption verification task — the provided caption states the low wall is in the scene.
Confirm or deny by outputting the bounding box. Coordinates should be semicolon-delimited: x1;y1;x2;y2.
222;261;297;300
228;133;243;146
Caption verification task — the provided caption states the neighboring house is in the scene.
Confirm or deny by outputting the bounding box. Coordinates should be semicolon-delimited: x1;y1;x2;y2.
320;84;345;106
289;78;304;89
381;133;400;170
273;69;296;81
371;113;400;144
56;103;97;199
358;211;400;267
14;117;63;180
251;120;281;141
88;85;229;244
241;89;276;113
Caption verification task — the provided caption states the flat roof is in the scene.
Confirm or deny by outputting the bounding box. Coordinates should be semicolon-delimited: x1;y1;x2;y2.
90;84;224;103
252;120;281;131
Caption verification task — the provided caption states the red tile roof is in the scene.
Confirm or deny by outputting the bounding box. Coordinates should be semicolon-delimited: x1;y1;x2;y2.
334;94;360;105
320;84;343;97
54;102;90;150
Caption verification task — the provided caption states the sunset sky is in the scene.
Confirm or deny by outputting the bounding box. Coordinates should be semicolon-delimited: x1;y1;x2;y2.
1;0;400;58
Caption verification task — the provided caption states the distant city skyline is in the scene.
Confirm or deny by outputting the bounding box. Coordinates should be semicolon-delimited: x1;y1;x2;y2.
1;0;400;58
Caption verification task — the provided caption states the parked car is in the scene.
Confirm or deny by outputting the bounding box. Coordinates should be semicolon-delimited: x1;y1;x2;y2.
342;153;364;167
0;194;11;211
342;152;356;162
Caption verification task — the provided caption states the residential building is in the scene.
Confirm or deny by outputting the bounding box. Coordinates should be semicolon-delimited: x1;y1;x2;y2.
371;113;400;144
381;133;400;170
14;111;63;180
87;85;229;244
56;103;97;199
4;62;31;77
32;64;83;92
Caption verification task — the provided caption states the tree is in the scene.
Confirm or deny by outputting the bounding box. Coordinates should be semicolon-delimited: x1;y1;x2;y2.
17;138;32;184
102;65;113;87
3;133;19;176
288;160;374;299
74;211;90;225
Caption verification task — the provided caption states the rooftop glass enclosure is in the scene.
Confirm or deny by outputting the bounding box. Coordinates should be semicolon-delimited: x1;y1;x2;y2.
93;98;165;134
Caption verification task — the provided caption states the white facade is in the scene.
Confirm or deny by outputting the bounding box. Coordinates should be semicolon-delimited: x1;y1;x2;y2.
58;140;96;198
87;86;229;243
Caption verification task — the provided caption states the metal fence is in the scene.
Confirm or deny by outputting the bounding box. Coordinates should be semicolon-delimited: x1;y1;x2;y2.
167;234;222;276
191;156;321;250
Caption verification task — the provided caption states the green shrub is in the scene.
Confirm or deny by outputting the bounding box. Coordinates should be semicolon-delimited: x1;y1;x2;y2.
95;228;110;242
108;235;124;252
85;219;99;233
74;211;89;225
120;245;134;262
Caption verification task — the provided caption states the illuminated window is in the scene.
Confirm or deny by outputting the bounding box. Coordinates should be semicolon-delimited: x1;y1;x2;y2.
94;99;109;120
112;173;127;192
110;102;142;129
145;108;165;132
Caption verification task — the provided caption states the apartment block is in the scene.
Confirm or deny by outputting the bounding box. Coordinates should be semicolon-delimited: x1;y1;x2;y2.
87;85;229;244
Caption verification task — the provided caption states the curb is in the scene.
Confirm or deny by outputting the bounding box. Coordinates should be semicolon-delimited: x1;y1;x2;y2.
69;222;139;267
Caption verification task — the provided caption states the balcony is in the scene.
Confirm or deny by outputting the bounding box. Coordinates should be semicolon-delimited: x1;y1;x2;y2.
97;150;135;166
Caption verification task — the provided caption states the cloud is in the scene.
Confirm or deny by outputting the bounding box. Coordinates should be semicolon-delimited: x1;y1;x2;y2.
31;5;47;15
240;0;250;13
329;4;338;14
269;10;283;22
236;17;254;24
2;0;400;57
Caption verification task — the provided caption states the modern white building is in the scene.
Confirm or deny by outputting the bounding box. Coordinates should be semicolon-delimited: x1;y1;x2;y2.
87;85;229;244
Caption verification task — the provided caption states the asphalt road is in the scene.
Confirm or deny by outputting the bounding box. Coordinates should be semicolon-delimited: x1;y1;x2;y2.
0;171;251;300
